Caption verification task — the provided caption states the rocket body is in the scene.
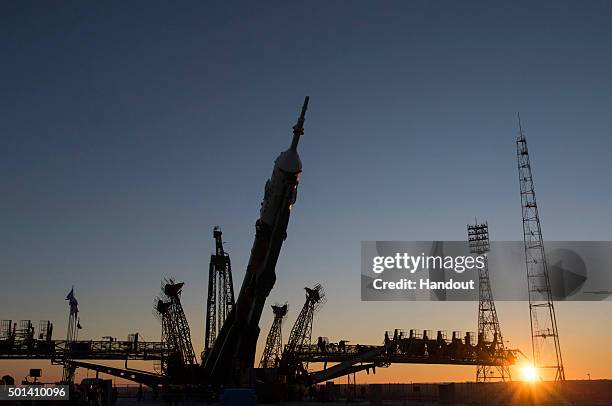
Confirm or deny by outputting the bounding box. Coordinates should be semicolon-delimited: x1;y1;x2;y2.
204;97;309;386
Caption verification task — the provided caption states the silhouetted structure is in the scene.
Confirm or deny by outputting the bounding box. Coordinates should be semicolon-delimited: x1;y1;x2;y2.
62;288;79;383
259;303;288;368
467;221;510;381
0;321;13;347
204;226;235;358
203;96;309;386
154;279;197;375
516;117;565;381
0;98;523;398
285;285;325;357
280;284;326;381
2;98;320;391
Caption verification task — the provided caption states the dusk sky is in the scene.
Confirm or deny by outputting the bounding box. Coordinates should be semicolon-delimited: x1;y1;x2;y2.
1;1;611;382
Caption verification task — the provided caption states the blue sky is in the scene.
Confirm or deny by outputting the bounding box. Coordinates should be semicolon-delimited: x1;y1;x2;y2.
1;1;611;381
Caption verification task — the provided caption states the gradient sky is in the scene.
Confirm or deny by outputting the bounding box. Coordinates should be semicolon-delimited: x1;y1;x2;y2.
1;1;611;383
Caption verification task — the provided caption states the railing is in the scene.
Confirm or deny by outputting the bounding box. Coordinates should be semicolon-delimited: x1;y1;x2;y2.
0;339;166;360
291;339;517;367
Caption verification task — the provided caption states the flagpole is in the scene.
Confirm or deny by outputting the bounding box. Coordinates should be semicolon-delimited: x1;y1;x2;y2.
62;286;79;384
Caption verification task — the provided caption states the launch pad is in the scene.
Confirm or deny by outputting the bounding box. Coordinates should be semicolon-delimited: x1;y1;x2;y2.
1;97;523;402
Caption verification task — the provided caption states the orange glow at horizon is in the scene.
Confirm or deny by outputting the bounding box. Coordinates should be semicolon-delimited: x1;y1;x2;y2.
520;364;538;382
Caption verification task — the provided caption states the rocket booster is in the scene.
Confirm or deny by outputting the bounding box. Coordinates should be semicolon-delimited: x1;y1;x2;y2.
204;97;309;385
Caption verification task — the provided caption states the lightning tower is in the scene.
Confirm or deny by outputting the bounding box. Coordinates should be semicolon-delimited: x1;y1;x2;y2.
516;117;565;381
467;222;510;381
259;303;288;368
204;226;235;357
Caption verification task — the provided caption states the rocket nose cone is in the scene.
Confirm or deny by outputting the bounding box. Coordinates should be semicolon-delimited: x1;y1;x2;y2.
275;149;302;173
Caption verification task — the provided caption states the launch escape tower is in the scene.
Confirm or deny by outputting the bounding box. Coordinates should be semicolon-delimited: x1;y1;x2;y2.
204;226;235;358
259;303;288;368
154;279;197;374
467;222;510;382
516;118;565;381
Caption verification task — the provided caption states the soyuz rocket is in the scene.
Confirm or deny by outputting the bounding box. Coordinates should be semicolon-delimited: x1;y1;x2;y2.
203;97;310;385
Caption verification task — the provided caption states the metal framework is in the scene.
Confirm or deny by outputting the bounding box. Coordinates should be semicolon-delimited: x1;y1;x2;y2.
259;303;288;368
155;300;174;374
467;222;510;381
301;330;516;366
154;279;197;374
0;335;165;360
0;320;13;342
516;118;565;381
280;284;326;381
284;285;326;357
303;329;518;384
204;226;235;356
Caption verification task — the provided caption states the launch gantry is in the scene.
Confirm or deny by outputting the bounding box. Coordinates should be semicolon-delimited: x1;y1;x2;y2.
280;284;326;380
203;226;235;360
259;303;288;369
154;279;197;375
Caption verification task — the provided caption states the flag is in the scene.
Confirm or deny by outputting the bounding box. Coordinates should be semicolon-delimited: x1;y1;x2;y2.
66;287;77;304
66;287;78;314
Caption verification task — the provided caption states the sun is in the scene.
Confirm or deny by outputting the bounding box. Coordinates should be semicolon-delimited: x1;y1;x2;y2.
521;365;539;382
